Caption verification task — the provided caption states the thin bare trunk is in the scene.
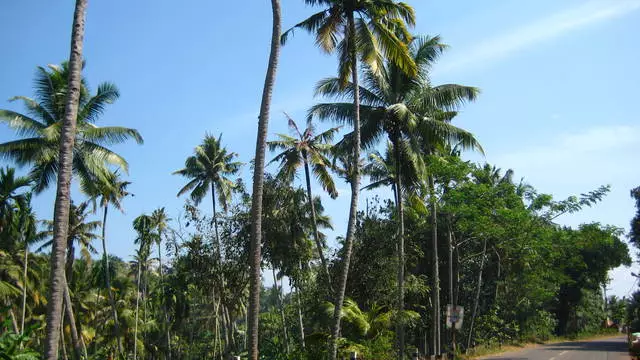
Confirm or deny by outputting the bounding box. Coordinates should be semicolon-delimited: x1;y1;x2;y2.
21;246;28;335
60;307;68;360
64;276;87;359
134;260;141;360
272;267;289;354
428;174;440;357
296;260;306;350
302;155;333;291
248;0;280;359
211;183;221;252
101;205;123;356
157;241;171;360
9;308;19;334
44;0;87;357
448;223;456;353
466;238;487;351
392;133;406;359
295;285;306;350
224;305;235;355
328;13;361;360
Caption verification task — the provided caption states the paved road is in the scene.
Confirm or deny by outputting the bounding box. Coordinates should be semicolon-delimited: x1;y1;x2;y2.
481;336;630;360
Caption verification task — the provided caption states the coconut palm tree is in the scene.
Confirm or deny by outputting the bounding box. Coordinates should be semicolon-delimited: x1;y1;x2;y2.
0;62;143;193
311;35;483;355
267;114;340;289
247;1;281;359
173;134;241;252
283;2;416;358
82;170;131;356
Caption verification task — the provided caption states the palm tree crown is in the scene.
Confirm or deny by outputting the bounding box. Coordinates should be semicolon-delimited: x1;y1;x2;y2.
0;63;143;193
173;134;241;212
311;35;483;156
281;0;417;84
268;113;340;198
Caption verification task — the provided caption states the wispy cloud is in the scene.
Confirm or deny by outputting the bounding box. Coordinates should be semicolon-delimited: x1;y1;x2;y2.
496;124;640;171
439;0;640;74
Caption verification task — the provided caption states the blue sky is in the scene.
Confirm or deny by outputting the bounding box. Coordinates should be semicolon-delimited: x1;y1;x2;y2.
1;0;639;296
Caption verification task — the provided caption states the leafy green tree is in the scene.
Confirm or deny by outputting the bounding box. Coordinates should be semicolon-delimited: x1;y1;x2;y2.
268;114;339;289
285;0;417;357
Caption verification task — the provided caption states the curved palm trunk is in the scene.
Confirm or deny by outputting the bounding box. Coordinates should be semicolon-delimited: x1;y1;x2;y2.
392;133;406;359
101;205;123;356
20;245;28;335
44;0;87;358
302;154;333;291
328;13;361;360
428;174;441;357
247;0;280;359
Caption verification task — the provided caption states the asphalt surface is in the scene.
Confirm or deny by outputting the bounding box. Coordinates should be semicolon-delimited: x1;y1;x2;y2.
481;336;630;360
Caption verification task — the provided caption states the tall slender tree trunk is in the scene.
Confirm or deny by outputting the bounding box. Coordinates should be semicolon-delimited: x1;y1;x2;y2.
211;183;228;358
60;306;68;360
8;308;19;334
157;241;171;360
247;0;280;359
272;267;290;354
428;174;440;357
328;14;361;360
295;285;306;350
134;260;141;360
302;155;333;292
21;246;28;335
211;183;221;251
392;133;406;359
101;205;123;356
64;277;87;359
448;223;456;354
466;238;487;352
44;1;87;358
224;305;235;355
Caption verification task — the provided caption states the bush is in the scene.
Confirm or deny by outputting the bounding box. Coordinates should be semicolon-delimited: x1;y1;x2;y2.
521;310;558;342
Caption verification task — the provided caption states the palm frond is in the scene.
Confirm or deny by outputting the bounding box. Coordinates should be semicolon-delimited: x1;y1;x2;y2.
78;82;120;123
0;110;45;137
81;125;144;146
